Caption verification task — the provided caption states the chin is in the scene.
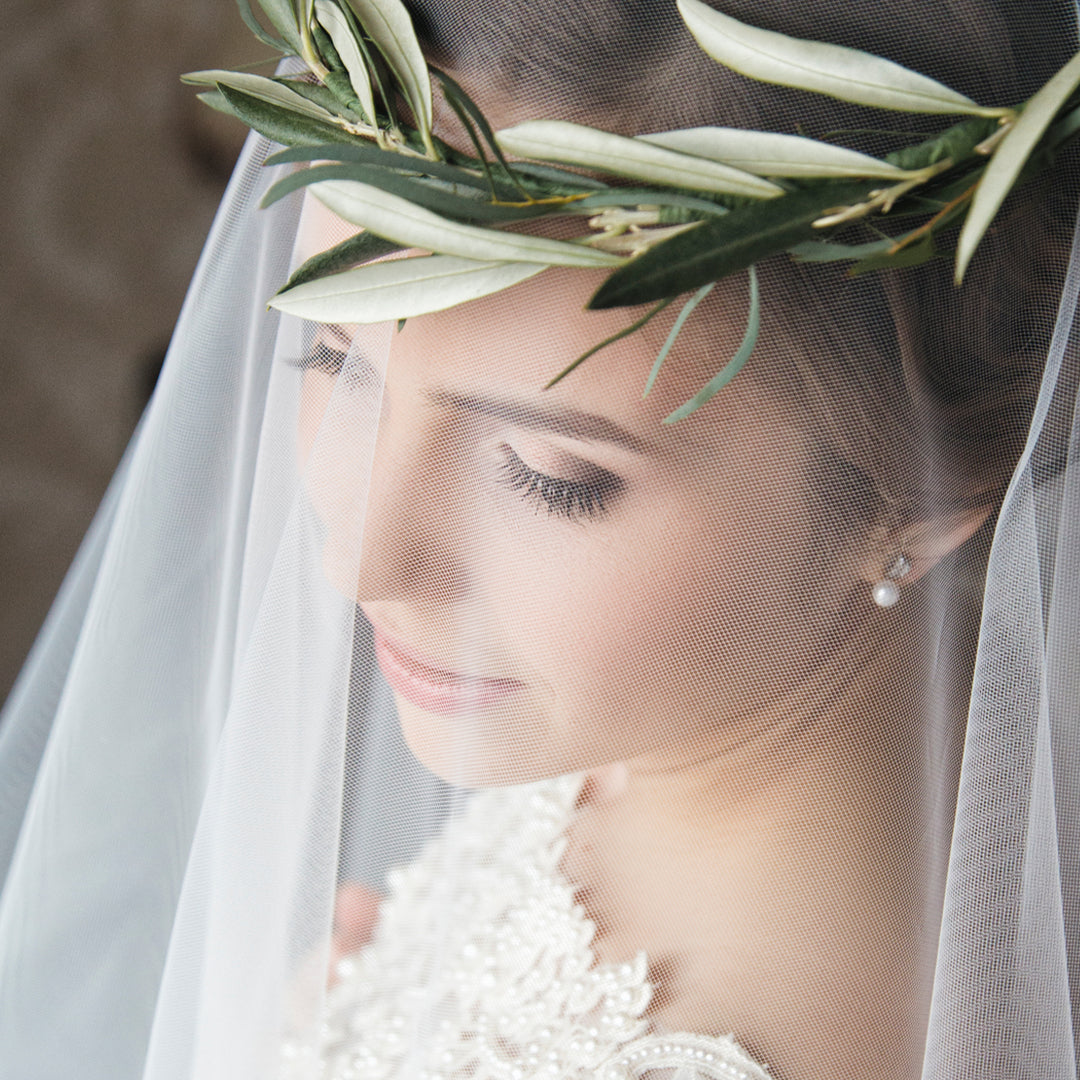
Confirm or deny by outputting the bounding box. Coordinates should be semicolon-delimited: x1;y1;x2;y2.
393;695;581;790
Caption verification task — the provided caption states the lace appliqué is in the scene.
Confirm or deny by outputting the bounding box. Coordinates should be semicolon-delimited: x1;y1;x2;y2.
281;777;770;1080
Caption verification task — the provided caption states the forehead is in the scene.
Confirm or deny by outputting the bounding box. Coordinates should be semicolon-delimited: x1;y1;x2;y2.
295;194;794;457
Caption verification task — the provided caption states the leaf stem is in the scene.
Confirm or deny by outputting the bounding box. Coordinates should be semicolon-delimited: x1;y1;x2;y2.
884;180;978;256
545;298;676;389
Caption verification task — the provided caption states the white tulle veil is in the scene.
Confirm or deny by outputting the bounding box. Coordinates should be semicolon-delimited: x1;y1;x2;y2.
1;1;1079;1078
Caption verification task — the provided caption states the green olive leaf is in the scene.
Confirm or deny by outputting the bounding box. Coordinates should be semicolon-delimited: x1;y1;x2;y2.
275;77;359;118
310;179;625;267
506;161;610;192
262;163;542;223
664;267;759;423
789;237;896;263
956;48;1080;283
322;68;363;115
589;180;876;308
281;231;403;291
183;70;345;127
644;282;715;397
595;191;729;215
195;89;237;117
496;121;785;198
849;232;936;275
431;67;532;200
348;0;435;155
314;0;378;125
266;142;490;189
208;83;359;146
677;0;1001;116
241;0;302;53
235;0;295;52
639;127;913;179
270;255;547;322
571;189;728;218
884;114;1000;171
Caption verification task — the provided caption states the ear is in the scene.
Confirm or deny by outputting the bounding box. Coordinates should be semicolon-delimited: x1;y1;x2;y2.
859;505;994;585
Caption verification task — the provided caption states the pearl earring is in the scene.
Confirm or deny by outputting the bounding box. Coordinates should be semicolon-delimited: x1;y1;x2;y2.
872;554;911;608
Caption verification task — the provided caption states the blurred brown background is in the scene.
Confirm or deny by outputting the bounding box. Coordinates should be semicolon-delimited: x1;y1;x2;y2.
0;0;263;698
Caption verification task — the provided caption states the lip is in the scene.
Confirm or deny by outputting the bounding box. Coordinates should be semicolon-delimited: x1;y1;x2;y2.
371;627;524;717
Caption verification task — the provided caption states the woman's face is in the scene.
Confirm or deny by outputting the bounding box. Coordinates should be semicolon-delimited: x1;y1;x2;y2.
297;233;875;787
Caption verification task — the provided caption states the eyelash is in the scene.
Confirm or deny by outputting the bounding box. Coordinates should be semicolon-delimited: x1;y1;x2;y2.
288;342;347;376
289;343;383;395
497;444;620;521
289;344;620;520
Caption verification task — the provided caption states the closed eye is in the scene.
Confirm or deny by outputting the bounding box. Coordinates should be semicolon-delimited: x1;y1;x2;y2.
289;340;382;396
497;444;622;521
288;341;348;376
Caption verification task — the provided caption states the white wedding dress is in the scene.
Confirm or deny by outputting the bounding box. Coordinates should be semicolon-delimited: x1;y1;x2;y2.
282;777;771;1080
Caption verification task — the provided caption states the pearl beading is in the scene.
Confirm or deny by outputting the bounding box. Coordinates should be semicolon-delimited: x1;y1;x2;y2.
280;777;770;1080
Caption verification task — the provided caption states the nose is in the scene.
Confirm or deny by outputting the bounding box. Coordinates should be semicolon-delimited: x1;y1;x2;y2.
305;369;472;605
354;412;472;604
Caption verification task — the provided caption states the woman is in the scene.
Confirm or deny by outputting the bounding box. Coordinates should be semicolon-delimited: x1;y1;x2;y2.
0;0;1077;1078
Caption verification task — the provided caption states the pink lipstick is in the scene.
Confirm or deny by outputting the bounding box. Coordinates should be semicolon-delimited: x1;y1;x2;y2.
372;629;523;716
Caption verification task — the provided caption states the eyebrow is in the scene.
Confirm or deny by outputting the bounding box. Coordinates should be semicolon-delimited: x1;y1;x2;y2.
323;323;356;350
425;388;652;454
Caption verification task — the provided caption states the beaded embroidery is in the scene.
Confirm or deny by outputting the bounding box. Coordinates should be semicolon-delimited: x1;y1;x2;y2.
281;777;770;1080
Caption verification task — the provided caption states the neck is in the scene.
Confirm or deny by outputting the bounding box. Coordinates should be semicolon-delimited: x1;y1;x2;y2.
618;583;946;822
569;588;959;1080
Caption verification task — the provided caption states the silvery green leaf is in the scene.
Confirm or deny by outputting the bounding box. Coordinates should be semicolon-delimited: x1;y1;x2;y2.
956;49;1080;283
235;0;294;52
297;0;331;76
196;89;236;117
183;70;343;127
270;255;546;322
310;179;624;267
314;0;378;125
245;0;302;53
348;0;434;154
677;0;996;116
639;127;911;179
497;121;784;198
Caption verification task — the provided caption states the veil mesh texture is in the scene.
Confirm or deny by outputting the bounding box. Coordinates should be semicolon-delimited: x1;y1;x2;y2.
1;2;1079;1079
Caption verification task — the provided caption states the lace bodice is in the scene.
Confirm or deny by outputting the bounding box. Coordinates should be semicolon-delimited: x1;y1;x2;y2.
282;777;770;1080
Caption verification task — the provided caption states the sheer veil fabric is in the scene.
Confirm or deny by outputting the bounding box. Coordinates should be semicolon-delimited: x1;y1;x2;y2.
1;2;1079;1079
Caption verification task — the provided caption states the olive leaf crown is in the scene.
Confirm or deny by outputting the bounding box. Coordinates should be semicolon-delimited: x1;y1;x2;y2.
186;0;1080;421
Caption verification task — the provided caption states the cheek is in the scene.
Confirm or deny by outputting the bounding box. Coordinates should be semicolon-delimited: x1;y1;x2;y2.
296;370;330;468
297;370;384;589
475;468;827;758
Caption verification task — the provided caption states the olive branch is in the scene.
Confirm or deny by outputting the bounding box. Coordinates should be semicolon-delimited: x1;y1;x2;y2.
186;0;1080;421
